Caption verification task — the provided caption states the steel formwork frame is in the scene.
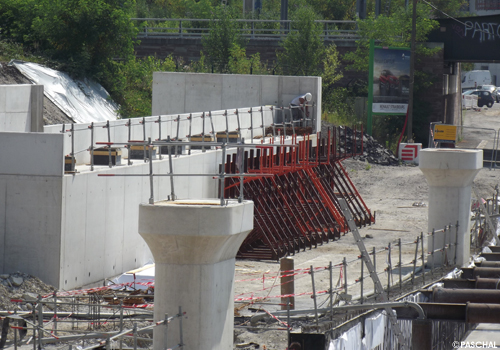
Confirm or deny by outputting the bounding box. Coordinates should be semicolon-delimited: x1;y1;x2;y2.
223;126;375;260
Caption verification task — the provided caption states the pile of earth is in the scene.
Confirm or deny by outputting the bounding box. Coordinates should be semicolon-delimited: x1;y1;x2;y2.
321;122;400;166
0;272;56;311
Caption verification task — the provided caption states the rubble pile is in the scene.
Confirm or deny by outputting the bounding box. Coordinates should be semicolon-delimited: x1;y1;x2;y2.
0;273;56;310
353;132;400;166
322;123;400;166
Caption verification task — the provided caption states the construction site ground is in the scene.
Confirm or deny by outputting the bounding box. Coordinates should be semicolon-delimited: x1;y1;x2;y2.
233;105;500;349
1;104;500;350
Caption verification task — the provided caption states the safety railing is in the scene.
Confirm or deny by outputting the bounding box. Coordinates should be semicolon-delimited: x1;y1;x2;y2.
131;18;359;41
2;295;184;350
51;104;318;173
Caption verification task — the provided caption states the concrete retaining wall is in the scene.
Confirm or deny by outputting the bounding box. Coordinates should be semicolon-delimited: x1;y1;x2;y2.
3;105;275;289
0;84;43;132
0;132;63;284
152;72;322;133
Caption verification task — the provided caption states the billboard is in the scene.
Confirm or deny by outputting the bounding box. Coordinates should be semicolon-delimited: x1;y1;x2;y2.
372;47;411;113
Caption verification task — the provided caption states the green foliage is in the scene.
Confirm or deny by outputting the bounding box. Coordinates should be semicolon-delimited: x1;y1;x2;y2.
0;0;138;81
322;87;357;126
278;7;324;76
308;0;356;20
105;56;177;119
201;6;246;73
344;4;439;72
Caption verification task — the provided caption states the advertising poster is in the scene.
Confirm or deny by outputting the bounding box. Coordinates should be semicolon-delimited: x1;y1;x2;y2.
372;48;411;114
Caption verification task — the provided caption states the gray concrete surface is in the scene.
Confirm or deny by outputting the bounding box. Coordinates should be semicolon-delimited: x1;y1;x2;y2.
152;72;322;133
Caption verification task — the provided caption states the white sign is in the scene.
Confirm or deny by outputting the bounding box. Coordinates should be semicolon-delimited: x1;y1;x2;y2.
372;103;408;113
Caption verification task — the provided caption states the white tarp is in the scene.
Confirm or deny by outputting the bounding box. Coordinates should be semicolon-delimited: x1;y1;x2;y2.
10;60;119;124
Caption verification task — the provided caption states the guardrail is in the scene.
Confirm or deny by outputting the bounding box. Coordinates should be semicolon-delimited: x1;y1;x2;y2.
131;18;360;41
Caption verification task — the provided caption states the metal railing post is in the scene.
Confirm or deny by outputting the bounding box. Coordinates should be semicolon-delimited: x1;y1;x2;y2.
310;266;319;331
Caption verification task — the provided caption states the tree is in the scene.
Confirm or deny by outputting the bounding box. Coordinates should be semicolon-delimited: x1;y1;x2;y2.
27;0;138;80
201;6;245;73
278;7;324;76
344;4;439;72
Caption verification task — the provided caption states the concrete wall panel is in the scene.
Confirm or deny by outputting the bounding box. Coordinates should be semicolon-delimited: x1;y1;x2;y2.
60;174;88;289
185;74;224;113
5;113;30;132
221;75;261;110
152;72;186;116
5;85;31;113
3;175;62;286
0;132;64;176
260;77;280;105
152;73;321;133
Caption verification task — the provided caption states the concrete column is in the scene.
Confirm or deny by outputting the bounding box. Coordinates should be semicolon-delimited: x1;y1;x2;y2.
138;199;254;350
30;85;44;132
419;149;482;267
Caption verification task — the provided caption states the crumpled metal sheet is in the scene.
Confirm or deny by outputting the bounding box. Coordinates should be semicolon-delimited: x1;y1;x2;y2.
9;60;119;124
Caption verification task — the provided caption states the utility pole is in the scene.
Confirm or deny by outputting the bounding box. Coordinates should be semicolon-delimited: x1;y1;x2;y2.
407;0;417;142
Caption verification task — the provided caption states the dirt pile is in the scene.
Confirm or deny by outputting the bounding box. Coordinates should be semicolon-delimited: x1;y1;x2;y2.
0;272;56;310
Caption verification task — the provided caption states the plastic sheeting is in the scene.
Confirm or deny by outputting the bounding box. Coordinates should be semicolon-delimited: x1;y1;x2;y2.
362;311;386;349
329;322;363;350
10;60;119;124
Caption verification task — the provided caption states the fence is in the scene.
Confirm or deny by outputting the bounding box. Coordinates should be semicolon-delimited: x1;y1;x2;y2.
45;103;317;172
1;295;184;350
0;223;460;350
131;18;359;41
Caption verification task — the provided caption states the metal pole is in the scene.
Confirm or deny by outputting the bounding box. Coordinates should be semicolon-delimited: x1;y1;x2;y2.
164;313;169;350
119;301;123;350
133;323;137;350
431;229;435;278
399;238;402;290
220;142;227;206
387;243;391;298
250;107;254;140
90;122;95;171
71;123;75;171
148;137;154;204
127;120;132;166
373;247;376;274
360;254;364;304
142;117;147;162
261;107;266;139
329;261;334;315
343;257;347;295
286;298;291;345
455;221;459;265
412;236;419;286
421;232;425;285
310;265;319;330
37;295;43;350
158;116;162;160
167;136;175;201
407;0;417;142
53;292;57;336
178;306;184;349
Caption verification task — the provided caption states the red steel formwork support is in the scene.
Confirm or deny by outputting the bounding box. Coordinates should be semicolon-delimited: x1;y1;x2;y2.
223;126;374;260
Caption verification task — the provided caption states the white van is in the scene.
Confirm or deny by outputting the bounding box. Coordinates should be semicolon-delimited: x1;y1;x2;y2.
462;70;492;92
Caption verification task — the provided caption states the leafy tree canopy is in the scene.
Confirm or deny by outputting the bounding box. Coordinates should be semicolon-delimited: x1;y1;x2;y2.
0;0;138;80
278;6;324;76
344;3;439;72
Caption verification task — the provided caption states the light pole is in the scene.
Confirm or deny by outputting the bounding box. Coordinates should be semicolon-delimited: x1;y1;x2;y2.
407;0;417;142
